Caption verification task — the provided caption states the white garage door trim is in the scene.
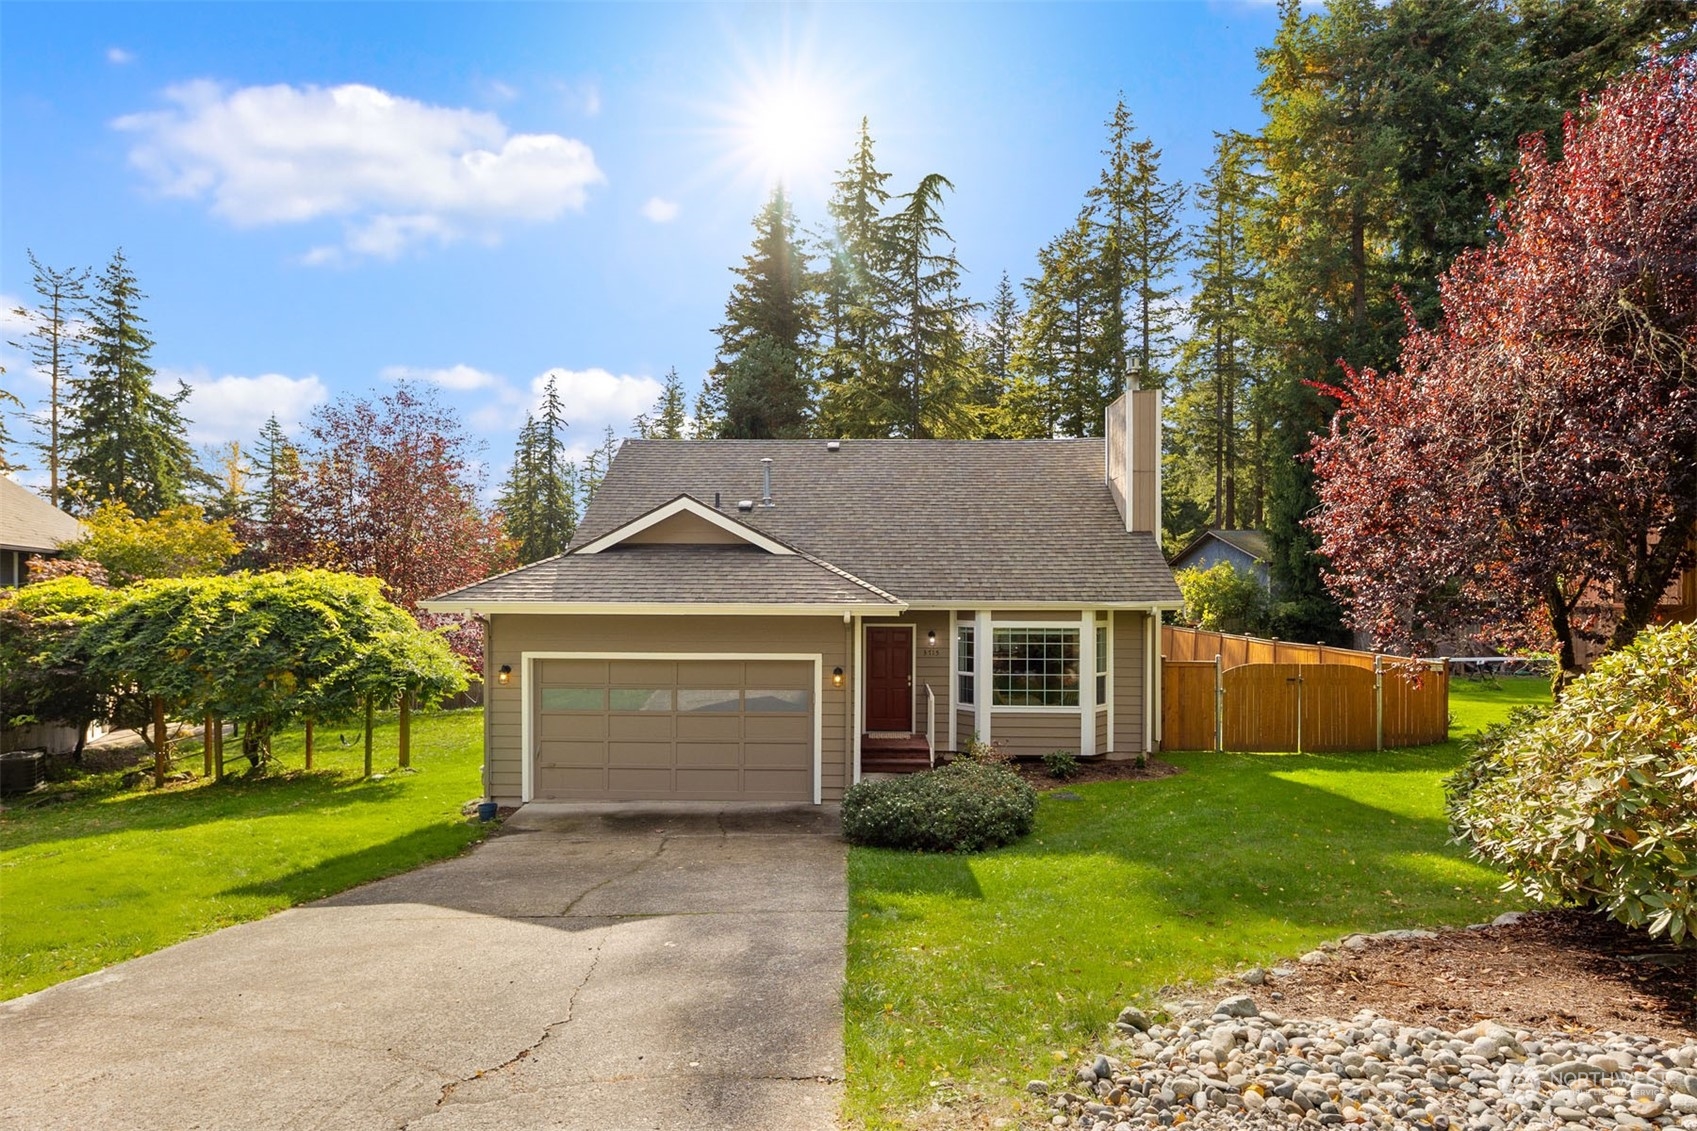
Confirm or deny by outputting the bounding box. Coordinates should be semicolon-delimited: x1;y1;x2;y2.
520;651;824;805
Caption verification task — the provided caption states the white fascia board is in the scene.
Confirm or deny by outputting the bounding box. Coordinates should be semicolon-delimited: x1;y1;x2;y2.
900;600;1184;612
573;496;795;556
419;600;907;617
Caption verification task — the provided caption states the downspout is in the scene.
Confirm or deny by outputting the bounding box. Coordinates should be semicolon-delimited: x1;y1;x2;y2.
843;613;854;791
475;612;493;804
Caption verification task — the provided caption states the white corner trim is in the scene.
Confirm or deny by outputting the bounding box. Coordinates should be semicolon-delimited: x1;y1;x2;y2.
521;650;824;806
573;496;796;556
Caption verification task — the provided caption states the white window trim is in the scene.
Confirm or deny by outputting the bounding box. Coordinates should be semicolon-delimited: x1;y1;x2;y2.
522;651;823;805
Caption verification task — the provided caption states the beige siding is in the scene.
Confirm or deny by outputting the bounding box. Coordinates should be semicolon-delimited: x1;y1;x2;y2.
621;511;746;544
991;712;1083;759
956;709;976;751
486;613;851;804
904;610;953;734
1113;610;1147;755
1095;709;1109;756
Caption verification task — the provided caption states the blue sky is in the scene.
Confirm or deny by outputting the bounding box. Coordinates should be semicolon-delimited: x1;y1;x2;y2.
2;2;1283;482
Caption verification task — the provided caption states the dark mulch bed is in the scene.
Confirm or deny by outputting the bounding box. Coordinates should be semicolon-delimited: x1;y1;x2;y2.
1231;910;1696;1042
1008;754;1185;790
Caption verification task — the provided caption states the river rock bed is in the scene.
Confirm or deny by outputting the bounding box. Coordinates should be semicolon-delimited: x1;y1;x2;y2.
1033;994;1697;1130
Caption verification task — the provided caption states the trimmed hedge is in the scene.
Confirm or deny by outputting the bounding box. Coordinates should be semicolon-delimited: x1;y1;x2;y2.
1446;621;1697;941
841;760;1037;853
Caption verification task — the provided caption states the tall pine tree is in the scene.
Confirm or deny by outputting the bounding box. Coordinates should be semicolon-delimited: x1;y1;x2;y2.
9;252;89;507
61;250;197;518
634;367;690;439
496;375;577;563
710;187;814;439
816;120;896;437
1088;99;1185;392
1011;206;1112;438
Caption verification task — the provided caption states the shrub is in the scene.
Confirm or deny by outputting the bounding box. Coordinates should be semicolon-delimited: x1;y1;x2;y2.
842;760;1037;853
1446;622;1697;941
1174;561;1268;634
1043;750;1078;780
956;732;1012;765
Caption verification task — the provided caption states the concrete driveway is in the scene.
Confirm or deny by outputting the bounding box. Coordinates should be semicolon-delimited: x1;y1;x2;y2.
0;804;846;1131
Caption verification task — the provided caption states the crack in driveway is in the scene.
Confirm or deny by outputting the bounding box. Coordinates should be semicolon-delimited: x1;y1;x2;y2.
555;837;669;917
399;942;605;1129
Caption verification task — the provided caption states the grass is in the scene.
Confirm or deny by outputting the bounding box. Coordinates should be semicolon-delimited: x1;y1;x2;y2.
0;708;488;1000
842;675;1550;1129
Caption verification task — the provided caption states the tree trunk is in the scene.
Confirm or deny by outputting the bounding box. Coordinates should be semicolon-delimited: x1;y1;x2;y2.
304;718;314;770
214;716;224;781
203;713;214;778
398;692;411;768
151;697;167;788
1545;580;1582;699
363;698;374;778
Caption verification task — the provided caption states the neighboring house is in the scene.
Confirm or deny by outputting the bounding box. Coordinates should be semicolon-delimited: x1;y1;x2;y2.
1168;528;1272;592
424;392;1181;806
0;477;84;587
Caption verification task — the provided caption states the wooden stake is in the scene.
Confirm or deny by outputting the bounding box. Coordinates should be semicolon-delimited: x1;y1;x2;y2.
363;698;374;778
304;718;314;770
398;691;411;768
152;697;168;788
203;713;214;777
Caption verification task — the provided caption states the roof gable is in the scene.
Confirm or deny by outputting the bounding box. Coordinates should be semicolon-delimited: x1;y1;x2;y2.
573;495;795;556
0;478;85;553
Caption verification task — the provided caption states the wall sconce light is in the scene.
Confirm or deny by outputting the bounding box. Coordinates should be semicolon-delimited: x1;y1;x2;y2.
498;664;512;686
832;666;844;688
927;630;937;646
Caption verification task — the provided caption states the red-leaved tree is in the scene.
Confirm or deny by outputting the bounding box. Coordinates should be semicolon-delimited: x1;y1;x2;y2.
275;383;513;668
1309;56;1697;687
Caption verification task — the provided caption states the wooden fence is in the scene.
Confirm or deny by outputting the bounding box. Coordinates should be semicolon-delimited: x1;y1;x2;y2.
1160;626;1449;753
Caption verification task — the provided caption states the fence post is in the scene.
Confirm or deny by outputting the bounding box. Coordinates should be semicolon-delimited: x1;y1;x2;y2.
1295;670;1303;754
1374;655;1384;752
1214;653;1224;753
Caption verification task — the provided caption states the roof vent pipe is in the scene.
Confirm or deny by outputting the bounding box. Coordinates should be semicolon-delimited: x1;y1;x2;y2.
760;457;774;508
737;499;755;512
714;491;721;509
826;440;841;452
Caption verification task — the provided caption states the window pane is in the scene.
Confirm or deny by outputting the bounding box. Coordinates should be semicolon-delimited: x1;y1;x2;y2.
609;688;673;711
991;628;1079;707
745;689;810;712
1095;627;1108;675
678;689;740;712
958;673;974;706
542;687;603;711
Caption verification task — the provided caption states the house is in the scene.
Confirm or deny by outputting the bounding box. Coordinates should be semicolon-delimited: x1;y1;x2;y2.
0;477;84;587
423;392;1181;806
1168;528;1272;591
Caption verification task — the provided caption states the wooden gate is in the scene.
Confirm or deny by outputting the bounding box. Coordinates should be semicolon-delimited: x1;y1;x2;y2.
1161;626;1449;753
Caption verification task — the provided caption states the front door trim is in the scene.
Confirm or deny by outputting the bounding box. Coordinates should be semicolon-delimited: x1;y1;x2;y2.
521;651;823;805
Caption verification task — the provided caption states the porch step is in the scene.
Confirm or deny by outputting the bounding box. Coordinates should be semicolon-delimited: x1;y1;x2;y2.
860;732;932;775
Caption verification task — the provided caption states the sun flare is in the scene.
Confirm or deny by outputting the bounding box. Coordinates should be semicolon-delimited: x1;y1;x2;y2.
722;68;845;191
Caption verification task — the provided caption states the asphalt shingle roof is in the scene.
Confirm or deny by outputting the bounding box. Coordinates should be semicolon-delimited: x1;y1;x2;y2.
444;542;902;606
0;478;84;553
434;439;1180;608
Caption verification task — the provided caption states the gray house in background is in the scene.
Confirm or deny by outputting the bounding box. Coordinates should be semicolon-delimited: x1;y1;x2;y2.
0;478;84;587
1168;529;1273;594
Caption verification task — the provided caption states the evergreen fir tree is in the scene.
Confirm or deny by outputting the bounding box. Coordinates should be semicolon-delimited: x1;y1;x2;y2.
495;376;578;564
713;188;814;438
816;119;896;437
61;249;197;518
1088;99;1185;392
634;367;690;439
1011;207;1111;438
878;173;978;438
8;251;89;507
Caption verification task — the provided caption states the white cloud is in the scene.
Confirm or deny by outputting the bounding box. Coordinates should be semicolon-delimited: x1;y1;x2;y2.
160;369;328;445
114;80;605;261
641;196;680;223
380;363;499;391
106;47;136;65
482;79;519;103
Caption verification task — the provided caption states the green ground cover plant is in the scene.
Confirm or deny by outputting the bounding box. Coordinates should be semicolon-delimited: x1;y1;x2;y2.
842;760;1037;853
0;708;486;999
843;676;1547;1129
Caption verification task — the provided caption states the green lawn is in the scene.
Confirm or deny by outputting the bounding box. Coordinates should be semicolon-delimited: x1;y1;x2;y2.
0;708;488;1000
843;675;1549;1129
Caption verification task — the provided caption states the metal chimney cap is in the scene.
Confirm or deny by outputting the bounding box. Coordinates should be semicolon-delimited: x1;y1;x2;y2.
760;456;773;464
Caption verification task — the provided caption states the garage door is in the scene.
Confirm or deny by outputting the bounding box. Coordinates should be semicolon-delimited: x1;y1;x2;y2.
534;658;814;801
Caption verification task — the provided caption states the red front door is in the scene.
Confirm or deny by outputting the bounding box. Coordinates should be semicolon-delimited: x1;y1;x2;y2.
865;627;913;732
